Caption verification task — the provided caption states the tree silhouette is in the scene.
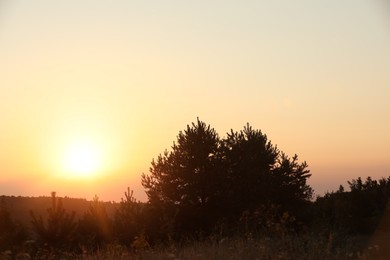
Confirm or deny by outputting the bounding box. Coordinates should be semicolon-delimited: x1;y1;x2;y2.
30;192;77;249
114;187;144;246
221;124;279;214
222;124;312;225
314;176;390;235
142;119;313;236
142;119;221;206
271;153;313;208
142;119;223;234
78;195;112;248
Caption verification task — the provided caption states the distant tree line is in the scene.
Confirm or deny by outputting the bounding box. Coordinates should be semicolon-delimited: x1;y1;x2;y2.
1;119;389;257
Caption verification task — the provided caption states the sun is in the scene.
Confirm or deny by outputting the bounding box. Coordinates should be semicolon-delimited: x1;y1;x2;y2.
62;141;102;178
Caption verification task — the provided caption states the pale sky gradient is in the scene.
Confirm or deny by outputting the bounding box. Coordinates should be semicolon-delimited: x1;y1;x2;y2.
0;1;389;201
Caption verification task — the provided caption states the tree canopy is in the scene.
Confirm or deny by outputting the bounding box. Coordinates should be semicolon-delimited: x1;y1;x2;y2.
142;119;313;235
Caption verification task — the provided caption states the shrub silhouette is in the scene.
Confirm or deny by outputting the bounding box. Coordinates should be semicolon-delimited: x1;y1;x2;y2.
314;176;390;235
30;192;77;249
238;203;297;237
113;187;145;246
78;195;113;248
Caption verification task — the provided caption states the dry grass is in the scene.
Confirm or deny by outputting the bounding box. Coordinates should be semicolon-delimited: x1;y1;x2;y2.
1;233;381;260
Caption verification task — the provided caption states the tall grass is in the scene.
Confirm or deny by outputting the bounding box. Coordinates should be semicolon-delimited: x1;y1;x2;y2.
3;232;378;260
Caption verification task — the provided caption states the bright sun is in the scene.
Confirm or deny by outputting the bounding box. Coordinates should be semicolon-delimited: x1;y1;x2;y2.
62;142;102;178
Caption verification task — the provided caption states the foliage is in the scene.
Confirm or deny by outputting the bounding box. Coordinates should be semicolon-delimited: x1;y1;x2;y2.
142;119;221;206
3;175;390;258
142;119;313;236
222;124;312;218
113;187;145;246
78;195;113;248
314;176;390;235
238;204;298;237
30;192;77;249
142;119;223;236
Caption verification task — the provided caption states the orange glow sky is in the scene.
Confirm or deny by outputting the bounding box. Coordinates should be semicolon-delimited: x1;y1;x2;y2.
0;1;389;201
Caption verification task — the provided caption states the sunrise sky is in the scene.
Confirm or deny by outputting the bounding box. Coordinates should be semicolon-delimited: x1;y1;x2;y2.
0;1;389;202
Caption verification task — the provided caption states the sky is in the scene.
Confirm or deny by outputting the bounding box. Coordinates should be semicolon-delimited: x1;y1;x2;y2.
0;0;389;202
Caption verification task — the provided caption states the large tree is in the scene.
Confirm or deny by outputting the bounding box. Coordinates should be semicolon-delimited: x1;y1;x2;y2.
142;119;224;207
220;124;312;219
141;119;313;235
142;119;223;234
222;124;279;213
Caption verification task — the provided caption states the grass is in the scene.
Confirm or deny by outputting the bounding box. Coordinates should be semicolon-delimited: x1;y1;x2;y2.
2;232;381;260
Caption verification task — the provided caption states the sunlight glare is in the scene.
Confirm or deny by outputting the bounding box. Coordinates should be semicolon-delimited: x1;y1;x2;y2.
62;141;102;178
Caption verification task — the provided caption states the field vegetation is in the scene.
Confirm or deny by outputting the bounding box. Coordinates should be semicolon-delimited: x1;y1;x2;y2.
1;120;389;259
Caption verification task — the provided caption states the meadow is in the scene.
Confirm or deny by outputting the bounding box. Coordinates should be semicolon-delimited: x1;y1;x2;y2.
0;232;383;259
1;181;390;259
